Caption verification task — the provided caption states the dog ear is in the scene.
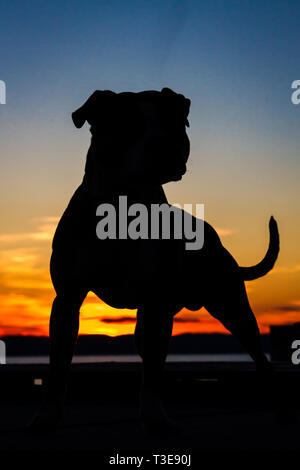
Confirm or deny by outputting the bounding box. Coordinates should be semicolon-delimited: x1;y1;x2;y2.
161;87;191;127
72;90;117;128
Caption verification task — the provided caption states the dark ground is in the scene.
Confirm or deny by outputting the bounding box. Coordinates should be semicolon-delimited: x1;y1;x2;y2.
0;362;299;460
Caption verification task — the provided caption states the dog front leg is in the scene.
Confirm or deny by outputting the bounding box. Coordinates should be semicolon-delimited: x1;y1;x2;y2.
27;288;87;434
48;290;87;400
135;303;178;435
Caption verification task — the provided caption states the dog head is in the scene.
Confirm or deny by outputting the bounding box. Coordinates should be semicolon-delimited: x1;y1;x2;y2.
72;88;191;186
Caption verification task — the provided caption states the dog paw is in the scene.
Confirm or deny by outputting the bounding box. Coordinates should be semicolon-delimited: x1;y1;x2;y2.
139;389;180;438
141;416;181;438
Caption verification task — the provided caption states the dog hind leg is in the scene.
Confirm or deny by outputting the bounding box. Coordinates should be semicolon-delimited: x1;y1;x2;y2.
135;302;179;435
205;280;270;372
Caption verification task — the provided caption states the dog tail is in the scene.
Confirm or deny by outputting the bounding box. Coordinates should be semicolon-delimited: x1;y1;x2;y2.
239;216;279;281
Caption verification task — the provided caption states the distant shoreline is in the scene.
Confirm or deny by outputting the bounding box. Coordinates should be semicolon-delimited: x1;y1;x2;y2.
6;353;264;364
0;332;270;356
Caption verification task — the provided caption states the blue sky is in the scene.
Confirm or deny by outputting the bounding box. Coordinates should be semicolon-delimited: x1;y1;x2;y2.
0;0;299;228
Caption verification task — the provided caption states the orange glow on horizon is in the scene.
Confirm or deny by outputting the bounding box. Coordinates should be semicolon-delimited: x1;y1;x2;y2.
1;289;299;337
0;218;300;338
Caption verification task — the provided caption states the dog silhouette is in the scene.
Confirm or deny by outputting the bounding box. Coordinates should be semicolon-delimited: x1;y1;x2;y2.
28;88;279;435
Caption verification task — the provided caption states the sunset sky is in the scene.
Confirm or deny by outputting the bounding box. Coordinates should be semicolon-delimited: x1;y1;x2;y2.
0;0;300;337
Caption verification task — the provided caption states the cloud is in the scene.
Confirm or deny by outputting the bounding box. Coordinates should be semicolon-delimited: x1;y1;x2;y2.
100;316;135;324
0;324;45;336
0;233;48;243
31;217;60;224
3;279;52;290
215;228;235;237
0;217;59;243
100;315;201;324
173;317;201;323
271;265;300;275
276;306;300;312
0;293;51;336
0;247;39;266
273;302;300;313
